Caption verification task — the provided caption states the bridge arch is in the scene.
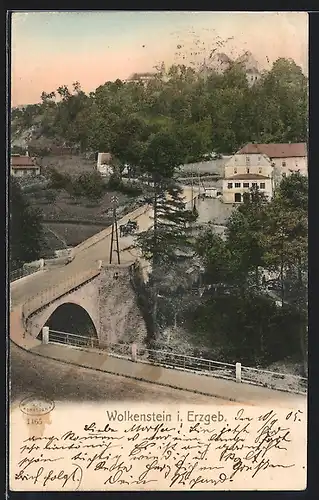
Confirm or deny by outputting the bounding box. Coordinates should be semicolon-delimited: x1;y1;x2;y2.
43;301;98;337
32;297;100;340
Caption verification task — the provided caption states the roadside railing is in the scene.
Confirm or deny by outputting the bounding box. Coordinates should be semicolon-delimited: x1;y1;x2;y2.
47;329;131;358
135;345;236;379
41;327;307;394
241;364;307;394
10;267;35;282
10;260;44;283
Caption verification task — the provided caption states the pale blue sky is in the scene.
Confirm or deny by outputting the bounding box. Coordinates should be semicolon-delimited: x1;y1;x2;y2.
11;11;308;105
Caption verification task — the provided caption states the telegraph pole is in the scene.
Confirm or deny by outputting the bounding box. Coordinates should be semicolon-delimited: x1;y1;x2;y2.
109;195;120;264
191;171;194;209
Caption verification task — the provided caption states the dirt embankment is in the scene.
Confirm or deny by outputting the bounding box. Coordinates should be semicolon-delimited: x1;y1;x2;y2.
23;154;144;250
37;154;97;177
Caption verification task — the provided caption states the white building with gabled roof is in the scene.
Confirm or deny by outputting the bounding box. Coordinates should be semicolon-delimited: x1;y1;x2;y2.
222;151;274;204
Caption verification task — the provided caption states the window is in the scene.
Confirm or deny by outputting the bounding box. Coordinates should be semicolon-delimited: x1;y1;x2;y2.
252;182;258;188
234;168;237;174
243;182;249;188
282;172;287;178
227;183;233;189
260;182;266;189
234;193;242;203
246;167;250;174
258;167;262;174
235;182;241;188
282;161;286;167
246;156;250;164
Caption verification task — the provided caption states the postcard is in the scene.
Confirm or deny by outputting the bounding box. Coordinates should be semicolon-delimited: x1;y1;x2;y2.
9;10;308;492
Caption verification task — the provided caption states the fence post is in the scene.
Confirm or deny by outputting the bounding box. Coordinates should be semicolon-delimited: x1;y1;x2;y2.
42;326;49;345
236;362;242;383
131;343;137;362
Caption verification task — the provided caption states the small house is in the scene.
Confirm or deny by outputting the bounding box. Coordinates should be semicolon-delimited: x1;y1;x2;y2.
96;152;113;176
10;153;40;177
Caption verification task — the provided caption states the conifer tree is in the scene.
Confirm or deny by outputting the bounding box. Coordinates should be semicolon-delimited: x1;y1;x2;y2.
135;131;198;338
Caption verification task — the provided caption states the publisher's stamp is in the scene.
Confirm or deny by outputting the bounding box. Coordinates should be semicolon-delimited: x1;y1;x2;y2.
19;395;55;416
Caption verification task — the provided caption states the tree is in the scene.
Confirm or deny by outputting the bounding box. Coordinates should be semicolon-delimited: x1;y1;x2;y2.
193;175;308;369
134;131;198;339
226;186;269;291
10;177;45;269
110;115;151;171
76;171;105;205
263;173;308;374
12;56;307;155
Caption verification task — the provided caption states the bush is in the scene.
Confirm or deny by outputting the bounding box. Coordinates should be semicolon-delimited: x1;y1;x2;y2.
185;294;304;366
106;175;142;197
107;174;122;191
75;171;105;203
44;189;57;203
48;168;71;189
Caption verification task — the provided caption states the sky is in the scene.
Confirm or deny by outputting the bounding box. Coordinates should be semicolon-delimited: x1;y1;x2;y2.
11;11;308;106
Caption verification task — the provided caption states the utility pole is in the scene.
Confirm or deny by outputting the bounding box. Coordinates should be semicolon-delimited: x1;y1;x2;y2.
109;195;120;264
191;171;194;210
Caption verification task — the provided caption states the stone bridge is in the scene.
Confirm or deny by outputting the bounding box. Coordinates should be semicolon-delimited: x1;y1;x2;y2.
24;262;147;345
12;186;200;348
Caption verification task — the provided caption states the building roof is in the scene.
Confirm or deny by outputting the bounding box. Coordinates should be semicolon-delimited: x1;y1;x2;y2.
227;153;272;167
238;143;307;158
128;72;156;80
11;156;37;168
226;173;270;180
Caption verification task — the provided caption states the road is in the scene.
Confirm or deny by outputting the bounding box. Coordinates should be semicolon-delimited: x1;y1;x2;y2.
11;186;225;403
10;342;224;404
10;207;153;305
10;187;200;305
11;186;304;406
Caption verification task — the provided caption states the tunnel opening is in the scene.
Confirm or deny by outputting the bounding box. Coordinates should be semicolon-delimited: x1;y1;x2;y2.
37;303;98;346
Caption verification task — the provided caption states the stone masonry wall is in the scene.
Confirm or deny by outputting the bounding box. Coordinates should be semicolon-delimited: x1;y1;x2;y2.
97;264;147;345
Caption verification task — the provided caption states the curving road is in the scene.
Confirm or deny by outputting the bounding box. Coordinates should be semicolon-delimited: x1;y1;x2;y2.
10;341;224;404
11;187;218;404
10;187;198;305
